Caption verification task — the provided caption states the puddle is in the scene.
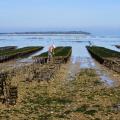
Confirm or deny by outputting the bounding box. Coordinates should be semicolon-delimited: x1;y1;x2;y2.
79;57;95;68
72;56;115;87
96;69;114;86
71;56;80;64
17;58;34;63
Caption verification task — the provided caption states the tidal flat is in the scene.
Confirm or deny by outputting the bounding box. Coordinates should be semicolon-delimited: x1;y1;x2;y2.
0;34;120;119
0;61;120;120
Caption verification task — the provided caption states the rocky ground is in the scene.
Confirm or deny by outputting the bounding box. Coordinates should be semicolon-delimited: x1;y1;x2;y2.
0;59;120;120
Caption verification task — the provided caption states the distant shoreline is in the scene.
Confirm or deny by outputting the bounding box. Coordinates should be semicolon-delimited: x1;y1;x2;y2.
0;31;91;35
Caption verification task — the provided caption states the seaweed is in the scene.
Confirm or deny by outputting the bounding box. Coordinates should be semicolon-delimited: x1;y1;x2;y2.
34;46;72;64
0;46;43;62
35;47;64;57
86;46;120;73
87;46;120;59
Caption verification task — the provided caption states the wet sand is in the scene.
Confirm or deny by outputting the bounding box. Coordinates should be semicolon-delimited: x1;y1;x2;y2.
94;60;120;87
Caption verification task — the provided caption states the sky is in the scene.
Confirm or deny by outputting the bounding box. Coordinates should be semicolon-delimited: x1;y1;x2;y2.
0;0;120;35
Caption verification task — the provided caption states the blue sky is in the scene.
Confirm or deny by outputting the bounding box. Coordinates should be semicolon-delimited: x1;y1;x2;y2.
0;0;120;35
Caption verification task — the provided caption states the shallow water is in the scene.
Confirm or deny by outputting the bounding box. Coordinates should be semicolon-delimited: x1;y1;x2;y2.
95;69;114;86
0;34;120;86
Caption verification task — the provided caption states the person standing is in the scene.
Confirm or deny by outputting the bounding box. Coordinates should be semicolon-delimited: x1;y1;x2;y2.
48;44;55;62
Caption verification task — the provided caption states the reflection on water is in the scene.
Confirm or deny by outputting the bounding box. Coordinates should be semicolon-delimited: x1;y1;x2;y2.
71;56;114;86
79;57;95;68
96;69;114;86
0;34;120;86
